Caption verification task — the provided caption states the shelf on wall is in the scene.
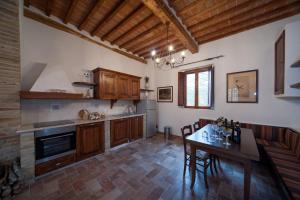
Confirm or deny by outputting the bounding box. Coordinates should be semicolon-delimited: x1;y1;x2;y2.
140;89;154;92
72;82;96;87
20;91;87;99
291;60;300;68
290;82;300;89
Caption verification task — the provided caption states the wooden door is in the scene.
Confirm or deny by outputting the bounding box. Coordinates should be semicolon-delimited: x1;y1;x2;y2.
100;71;117;99
275;31;285;95
111;118;129;147
77;122;104;160
118;75;130;99
130;78;140;100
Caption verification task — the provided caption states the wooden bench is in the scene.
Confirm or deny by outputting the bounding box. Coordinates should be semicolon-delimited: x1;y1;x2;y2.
198;119;300;200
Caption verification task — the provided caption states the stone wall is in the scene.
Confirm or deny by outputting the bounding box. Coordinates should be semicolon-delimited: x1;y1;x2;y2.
0;0;21;161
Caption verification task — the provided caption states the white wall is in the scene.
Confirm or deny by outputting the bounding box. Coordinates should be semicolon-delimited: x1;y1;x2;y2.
147;14;300;135
20;15;148;124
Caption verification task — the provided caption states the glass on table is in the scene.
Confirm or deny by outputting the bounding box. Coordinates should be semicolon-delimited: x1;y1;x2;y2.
223;130;231;146
215;125;223;141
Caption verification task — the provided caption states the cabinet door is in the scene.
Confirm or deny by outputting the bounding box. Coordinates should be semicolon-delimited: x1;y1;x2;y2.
137;116;143;138
111;119;129;147
130;78;140;100
275;31;285;95
77;122;104;160
130;117;139;140
100;71;117;99
118;75;130;99
130;116;143;140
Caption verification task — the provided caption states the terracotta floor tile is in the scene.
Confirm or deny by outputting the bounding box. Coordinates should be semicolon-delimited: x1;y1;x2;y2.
15;135;282;200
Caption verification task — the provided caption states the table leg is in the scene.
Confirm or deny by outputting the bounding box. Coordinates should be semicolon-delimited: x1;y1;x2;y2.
190;144;196;189
244;161;252;200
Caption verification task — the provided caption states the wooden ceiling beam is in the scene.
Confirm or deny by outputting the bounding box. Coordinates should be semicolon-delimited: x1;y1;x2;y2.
24;0;30;7
23;9;147;64
130;35;169;53
136;37;178;56
45;0;54;16
142;0;198;53
64;0;80;24
92;0;129;37
120;23;164;49
190;0;272;34
78;0;105;31
111;14;158;45
102;5;147;41
180;0;229;27
196;2;300;44
194;0;300;39
140;40;182;57
144;45;185;59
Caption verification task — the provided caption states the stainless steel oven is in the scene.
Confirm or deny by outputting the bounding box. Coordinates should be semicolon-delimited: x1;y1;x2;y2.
35;125;76;164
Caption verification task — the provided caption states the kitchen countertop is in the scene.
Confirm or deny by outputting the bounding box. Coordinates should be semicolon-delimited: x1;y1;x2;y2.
17;113;146;134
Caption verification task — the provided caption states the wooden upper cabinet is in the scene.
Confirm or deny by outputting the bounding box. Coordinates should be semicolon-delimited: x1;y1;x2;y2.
130;78;140;100
118;75;130;99
93;68;141;100
94;69;117;99
275;31;285;95
76;122;105;160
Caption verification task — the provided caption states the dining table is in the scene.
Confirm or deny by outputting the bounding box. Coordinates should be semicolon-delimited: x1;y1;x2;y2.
186;124;260;200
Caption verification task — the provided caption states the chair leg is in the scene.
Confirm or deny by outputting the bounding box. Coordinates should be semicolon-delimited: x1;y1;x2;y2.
213;155;218;174
216;156;221;168
209;155;214;175
204;159;208;188
183;155;187;176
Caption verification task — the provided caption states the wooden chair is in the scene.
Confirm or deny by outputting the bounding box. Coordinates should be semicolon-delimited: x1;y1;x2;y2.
193;121;201;132
181;125;212;188
198;119;222;174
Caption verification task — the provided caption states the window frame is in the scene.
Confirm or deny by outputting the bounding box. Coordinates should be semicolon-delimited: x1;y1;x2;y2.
184;65;214;109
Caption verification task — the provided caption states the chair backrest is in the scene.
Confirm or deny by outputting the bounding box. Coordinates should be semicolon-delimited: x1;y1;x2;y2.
193;121;200;132
181;125;193;153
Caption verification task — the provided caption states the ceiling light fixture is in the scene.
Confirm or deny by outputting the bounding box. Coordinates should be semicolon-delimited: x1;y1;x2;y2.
150;22;186;70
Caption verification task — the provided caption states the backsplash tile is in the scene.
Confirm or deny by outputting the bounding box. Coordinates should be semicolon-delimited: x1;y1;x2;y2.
21;100;134;124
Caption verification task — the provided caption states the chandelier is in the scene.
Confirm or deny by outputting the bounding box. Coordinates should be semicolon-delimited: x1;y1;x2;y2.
150;23;186;69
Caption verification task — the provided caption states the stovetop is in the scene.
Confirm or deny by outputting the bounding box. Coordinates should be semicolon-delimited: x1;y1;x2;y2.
33;120;75;128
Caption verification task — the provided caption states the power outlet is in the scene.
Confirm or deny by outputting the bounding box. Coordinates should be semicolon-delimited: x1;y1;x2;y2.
50;103;61;110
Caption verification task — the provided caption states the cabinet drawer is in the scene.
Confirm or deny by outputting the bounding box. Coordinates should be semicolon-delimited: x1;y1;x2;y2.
35;153;75;176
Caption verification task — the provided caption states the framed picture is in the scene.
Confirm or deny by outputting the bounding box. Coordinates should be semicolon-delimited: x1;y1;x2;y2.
227;70;258;103
157;86;173;102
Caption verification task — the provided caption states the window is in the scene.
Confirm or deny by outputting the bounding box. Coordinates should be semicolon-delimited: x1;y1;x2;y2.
178;66;214;109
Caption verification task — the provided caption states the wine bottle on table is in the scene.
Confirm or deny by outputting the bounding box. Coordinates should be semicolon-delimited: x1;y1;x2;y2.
235;121;241;144
230;120;234;141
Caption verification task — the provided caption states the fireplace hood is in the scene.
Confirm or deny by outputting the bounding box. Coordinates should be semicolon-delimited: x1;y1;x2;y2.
30;65;76;93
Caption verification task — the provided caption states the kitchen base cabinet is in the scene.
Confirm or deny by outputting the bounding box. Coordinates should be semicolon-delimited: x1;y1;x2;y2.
35;153;75;176
130;116;143;140
76;122;105;160
110;118;130;147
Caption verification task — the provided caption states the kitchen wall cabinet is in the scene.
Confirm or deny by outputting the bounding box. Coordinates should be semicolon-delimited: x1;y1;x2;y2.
274;21;300;97
275;31;285;95
94;70;117;99
93;68;141;101
76;122;104;160
130;78;140;100
110;118;130;147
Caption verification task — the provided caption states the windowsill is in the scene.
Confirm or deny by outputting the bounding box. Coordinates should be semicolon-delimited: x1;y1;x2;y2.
184;106;213;110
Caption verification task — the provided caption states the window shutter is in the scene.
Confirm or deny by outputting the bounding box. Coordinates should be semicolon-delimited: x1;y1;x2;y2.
178;72;185;106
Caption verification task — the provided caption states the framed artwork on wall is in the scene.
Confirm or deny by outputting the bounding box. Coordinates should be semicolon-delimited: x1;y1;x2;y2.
227;70;258;103
157;86;173;102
